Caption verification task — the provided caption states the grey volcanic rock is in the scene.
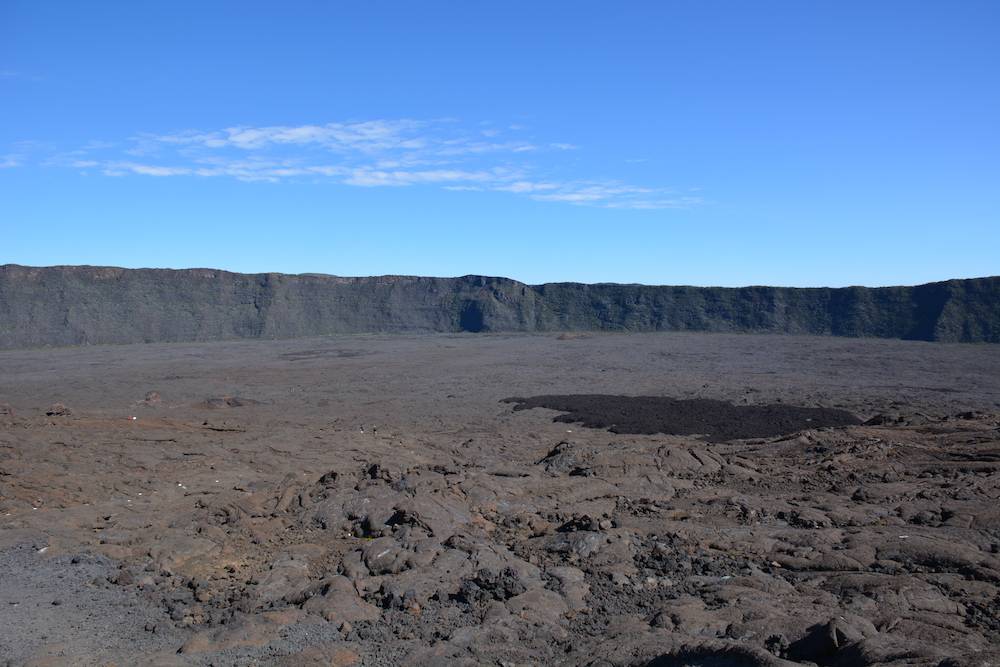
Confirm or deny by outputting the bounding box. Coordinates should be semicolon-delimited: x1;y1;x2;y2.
1;264;998;348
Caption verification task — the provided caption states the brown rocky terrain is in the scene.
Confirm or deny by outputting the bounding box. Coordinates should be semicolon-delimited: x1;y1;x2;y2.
1;332;999;666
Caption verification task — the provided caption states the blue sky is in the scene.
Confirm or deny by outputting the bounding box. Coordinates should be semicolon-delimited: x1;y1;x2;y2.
1;1;997;286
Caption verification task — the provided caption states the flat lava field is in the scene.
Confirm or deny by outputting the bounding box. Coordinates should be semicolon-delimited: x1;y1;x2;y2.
2;332;1000;666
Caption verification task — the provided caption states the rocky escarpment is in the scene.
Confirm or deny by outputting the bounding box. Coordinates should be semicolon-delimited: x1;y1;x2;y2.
1;264;998;348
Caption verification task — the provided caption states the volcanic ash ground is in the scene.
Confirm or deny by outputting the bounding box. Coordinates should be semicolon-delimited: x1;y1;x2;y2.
1;332;999;666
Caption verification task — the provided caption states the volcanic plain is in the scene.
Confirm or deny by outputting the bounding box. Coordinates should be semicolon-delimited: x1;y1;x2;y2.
2;332;1000;666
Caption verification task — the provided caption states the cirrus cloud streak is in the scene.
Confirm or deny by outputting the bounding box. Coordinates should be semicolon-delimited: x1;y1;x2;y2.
44;119;701;210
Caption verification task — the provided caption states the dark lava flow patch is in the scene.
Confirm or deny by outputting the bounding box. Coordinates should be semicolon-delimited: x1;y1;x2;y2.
502;394;862;442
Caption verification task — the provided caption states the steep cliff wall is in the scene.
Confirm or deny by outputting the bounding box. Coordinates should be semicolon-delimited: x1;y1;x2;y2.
1;265;997;348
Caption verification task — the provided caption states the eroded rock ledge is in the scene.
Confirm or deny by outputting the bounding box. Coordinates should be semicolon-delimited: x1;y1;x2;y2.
2;264;998;348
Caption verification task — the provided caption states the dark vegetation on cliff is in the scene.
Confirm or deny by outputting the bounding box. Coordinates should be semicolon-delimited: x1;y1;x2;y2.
1;264;998;348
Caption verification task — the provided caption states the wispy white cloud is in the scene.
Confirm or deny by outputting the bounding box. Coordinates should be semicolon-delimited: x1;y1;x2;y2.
603;197;702;210
0;69;43;82
150;120;427;153
443;185;485;192
343;167;514;187
1;140;55;169
27;118;701;210
493;181;559;194
533;183;651;202
107;162;193;177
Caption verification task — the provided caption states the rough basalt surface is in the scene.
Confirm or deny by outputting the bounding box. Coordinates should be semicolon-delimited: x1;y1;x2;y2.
502;395;863;441
1;332;999;665
2;264;999;348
